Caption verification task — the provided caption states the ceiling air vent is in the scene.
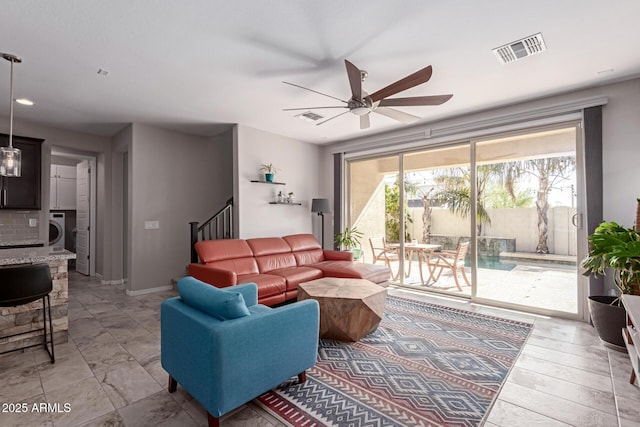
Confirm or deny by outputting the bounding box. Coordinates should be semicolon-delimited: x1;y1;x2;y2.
296;111;324;122
493;33;546;64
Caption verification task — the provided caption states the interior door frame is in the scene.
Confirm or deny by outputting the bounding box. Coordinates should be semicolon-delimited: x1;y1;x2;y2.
50;149;97;276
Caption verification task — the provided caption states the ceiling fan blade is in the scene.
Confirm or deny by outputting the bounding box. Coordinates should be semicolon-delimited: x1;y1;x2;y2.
345;59;362;100
282;106;348;111
283;81;347;103
360;114;370;129
368;65;433;103
374;107;421;124
378;94;453;107
316;110;351;126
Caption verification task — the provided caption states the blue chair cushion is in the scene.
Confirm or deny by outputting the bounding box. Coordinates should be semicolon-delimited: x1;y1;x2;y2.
177;276;250;321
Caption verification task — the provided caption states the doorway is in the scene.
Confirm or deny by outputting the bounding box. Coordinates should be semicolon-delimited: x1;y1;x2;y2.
50;149;97;276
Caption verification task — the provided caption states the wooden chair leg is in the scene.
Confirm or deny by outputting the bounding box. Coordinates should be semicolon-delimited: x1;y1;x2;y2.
168;376;177;393
631;368;636;385
207;412;220;427
460;265;471;286
452;267;462;291
298;371;307;383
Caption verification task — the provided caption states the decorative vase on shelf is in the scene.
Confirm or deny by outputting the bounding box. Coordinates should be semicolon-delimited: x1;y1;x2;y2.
265;173;274;183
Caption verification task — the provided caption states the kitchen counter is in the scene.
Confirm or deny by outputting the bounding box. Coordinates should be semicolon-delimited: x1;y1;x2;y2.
0;239;46;248
0;245;75;265
0;246;75;353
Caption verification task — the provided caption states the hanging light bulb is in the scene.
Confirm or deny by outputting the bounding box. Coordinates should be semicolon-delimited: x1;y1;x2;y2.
1;53;22;177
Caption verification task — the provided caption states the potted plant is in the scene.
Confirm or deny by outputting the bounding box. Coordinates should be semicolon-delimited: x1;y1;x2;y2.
581;213;640;347
335;225;364;261
260;163;278;182
287;191;294;203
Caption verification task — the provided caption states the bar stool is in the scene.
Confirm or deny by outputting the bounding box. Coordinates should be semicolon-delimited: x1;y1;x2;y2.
0;263;55;363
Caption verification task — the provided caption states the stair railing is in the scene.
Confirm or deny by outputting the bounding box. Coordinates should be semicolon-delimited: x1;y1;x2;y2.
190;197;233;263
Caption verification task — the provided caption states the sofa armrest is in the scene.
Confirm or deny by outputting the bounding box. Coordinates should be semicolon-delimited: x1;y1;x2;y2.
323;249;354;261
188;263;237;287
161;298;319;416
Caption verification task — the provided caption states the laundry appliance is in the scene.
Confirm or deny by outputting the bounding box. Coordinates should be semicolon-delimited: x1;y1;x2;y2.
49;212;65;249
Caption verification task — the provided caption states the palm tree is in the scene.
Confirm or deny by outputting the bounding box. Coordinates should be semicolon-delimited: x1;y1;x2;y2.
518;156;575;253
431;166;509;236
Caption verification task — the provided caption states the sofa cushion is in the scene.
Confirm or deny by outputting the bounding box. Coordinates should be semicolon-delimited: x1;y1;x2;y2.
283;234;322;251
177;276;250;321
269;266;323;291
246;237;291;256
195;239;254;263
248;237;297;273
292;249;325;266
208;258;259;276
312;261;391;284
238;274;286;299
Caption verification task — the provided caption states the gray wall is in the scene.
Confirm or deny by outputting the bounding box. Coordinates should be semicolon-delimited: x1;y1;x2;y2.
128;123;232;292
235;125;322;239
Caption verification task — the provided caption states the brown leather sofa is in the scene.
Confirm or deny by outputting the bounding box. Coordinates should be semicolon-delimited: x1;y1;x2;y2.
188;233;390;306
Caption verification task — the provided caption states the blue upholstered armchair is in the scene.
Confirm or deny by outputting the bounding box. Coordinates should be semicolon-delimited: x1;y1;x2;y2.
161;277;319;427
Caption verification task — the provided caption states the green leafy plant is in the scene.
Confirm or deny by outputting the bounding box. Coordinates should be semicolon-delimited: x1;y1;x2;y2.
260;163;278;174
581;220;640;305
334;225;363;250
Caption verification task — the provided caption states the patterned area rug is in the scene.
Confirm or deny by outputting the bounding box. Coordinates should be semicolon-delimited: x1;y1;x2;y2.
256;295;532;427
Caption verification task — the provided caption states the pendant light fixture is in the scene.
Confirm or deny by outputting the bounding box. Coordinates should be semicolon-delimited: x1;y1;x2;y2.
1;53;22;177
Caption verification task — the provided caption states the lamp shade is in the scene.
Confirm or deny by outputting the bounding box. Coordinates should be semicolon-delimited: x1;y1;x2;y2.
311;198;330;213
0;147;21;177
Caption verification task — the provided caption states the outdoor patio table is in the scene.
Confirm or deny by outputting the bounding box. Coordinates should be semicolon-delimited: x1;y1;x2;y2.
387;243;441;285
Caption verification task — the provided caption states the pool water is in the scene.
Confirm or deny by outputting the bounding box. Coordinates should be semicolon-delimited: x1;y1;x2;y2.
465;256;516;271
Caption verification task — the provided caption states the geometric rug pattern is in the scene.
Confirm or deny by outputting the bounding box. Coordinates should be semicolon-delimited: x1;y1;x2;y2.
257;295;532;426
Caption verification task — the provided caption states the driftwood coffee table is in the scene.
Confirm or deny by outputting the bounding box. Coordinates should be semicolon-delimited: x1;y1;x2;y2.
298;277;387;342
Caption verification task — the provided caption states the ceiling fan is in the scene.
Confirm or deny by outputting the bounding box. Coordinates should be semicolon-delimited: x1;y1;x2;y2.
283;59;453;129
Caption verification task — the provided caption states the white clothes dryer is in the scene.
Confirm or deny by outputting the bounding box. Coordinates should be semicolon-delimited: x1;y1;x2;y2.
49;212;65;249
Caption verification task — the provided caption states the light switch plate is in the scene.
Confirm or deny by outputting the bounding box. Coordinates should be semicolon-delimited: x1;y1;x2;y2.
28;218;38;227
144;220;160;230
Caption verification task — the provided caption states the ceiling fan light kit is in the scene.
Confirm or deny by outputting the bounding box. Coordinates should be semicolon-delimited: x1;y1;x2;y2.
1;53;23;177
284;59;452;130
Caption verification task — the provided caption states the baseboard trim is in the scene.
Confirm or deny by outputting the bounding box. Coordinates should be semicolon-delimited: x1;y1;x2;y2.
101;279;126;285
125;285;173;296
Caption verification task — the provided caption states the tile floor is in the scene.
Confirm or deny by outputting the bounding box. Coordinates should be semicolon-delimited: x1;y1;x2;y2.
1;271;639;426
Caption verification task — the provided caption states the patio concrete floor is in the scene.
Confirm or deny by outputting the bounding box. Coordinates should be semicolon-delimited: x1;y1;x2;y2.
385;259;579;314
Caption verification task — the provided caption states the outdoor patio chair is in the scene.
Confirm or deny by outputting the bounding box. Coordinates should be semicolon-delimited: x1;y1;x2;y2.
369;237;400;280
425;241;471;291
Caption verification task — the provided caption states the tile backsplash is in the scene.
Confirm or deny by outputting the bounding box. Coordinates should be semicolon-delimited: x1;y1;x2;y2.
0;211;40;241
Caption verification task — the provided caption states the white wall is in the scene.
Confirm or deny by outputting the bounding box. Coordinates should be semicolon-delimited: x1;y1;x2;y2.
128;124;233;292
235;125;321;239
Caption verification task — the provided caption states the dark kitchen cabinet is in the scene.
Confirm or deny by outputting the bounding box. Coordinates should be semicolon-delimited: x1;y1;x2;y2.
0;133;43;210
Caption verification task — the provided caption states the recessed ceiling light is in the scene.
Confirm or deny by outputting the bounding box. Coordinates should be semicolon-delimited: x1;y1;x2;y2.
15;98;34;106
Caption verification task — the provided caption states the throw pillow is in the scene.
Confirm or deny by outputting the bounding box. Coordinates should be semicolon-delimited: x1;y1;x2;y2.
177;276;250;321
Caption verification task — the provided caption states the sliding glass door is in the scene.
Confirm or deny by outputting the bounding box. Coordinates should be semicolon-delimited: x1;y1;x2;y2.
346;123;583;317
474;127;579;314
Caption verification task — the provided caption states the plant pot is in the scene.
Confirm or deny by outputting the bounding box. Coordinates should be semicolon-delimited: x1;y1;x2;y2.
351;248;362;261
587;295;627;348
265;173;274;182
